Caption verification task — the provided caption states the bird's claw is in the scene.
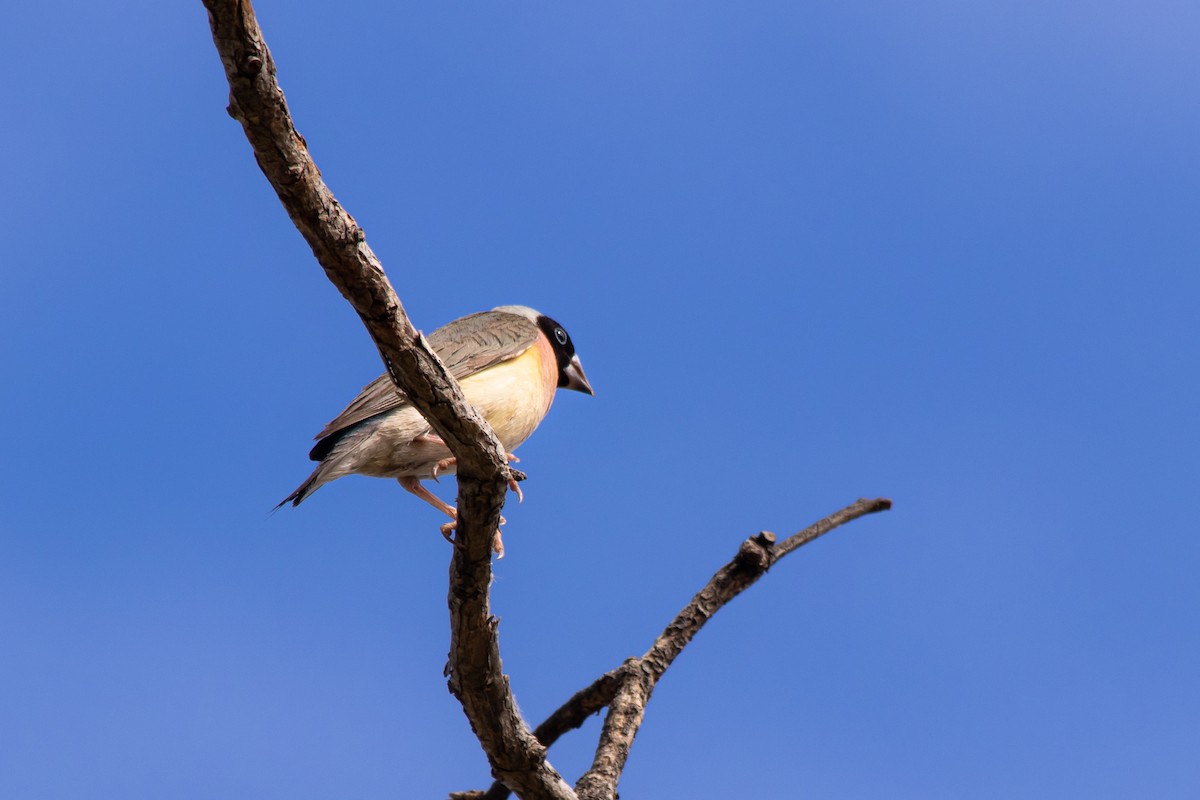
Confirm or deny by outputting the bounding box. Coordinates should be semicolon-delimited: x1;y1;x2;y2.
505;453;524;503
431;456;456;482
434;453;514;482
493;528;505;558
439;515;506;558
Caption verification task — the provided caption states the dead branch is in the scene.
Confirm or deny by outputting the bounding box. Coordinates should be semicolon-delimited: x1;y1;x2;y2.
472;498;892;800
202;2;570;797
203;4;891;799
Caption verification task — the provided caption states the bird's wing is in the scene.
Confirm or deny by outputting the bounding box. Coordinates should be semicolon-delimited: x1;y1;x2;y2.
311;311;540;440
430;310;541;378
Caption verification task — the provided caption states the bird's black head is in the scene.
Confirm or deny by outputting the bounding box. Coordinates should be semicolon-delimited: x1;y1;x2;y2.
536;314;594;396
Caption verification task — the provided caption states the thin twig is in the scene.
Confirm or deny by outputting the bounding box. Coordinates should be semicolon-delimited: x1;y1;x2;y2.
576;497;890;800
201;3;569;797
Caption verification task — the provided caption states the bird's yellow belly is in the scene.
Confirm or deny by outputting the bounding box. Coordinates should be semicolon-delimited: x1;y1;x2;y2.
459;344;556;452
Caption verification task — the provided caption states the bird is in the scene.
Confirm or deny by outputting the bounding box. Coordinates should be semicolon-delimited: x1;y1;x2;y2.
277;305;593;554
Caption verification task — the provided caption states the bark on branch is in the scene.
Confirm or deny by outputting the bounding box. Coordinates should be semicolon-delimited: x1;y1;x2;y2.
203;4;891;799
468;498;893;800
203;2;570;797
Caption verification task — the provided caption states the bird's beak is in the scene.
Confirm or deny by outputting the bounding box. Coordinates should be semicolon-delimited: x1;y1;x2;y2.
563;354;594;396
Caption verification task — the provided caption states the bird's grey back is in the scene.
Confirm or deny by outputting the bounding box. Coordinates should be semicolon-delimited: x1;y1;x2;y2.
311;310;540;444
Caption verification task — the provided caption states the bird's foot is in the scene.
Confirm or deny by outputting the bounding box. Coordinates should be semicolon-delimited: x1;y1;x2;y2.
432;453;522;505
504;453;524;503
431;456;456;482
439;515;506;558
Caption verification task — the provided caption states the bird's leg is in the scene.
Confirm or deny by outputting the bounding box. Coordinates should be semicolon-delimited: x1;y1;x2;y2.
398;475;507;557
398;476;457;541
411;433;520;556
406;433;452;484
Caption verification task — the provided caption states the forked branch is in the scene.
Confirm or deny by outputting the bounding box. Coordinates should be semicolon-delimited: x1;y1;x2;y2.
202;4;891;799
461;498;892;800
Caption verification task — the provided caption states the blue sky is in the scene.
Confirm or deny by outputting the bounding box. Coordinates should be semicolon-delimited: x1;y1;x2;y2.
2;1;1198;797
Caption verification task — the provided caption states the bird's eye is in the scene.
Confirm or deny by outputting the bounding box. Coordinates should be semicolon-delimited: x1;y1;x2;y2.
554;328;568;345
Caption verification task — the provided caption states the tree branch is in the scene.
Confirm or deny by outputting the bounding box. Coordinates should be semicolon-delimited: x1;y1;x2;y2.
576;497;891;800
470;498;892;800
202;2;570;797
205;5;892;799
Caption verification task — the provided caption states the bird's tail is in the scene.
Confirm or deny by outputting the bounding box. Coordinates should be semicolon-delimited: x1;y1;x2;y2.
273;464;334;511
